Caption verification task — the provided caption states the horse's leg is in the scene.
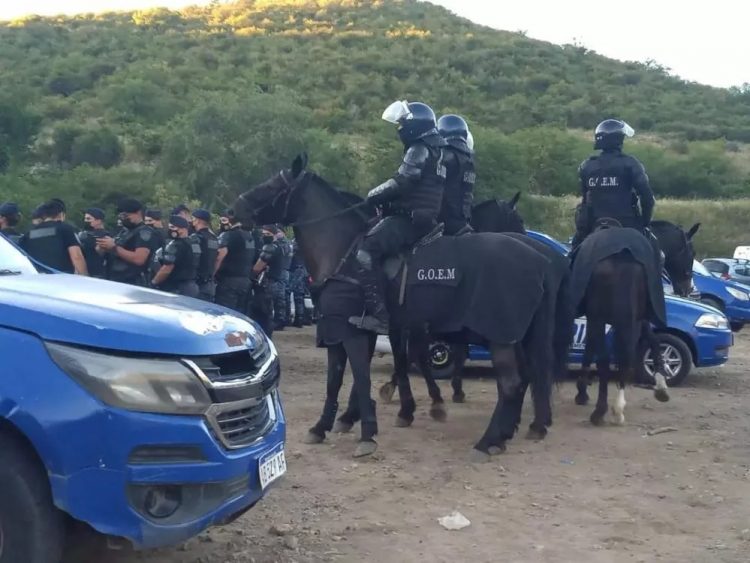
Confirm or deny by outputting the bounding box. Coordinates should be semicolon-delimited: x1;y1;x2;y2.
451;374;465;403
343;332;379;457
642;321;670;403
389;328;416;426
524;289;554;440
472;343;522;462
411;328;447;422
575;321;594;405
588;318;610;426
304;344;347;444
378;328;401;403
334;384;359;434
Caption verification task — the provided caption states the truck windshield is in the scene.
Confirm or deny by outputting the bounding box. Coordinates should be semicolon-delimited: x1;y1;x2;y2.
0;236;39;276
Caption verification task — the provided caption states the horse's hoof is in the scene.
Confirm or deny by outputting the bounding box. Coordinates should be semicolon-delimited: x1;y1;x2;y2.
488;444;506;455
574;393;589;406
654;388;670;403
430;403;447;422
470;448;491;463
332;420;354;434
452;392;466;403
395;416;413;428
353;440;377;458
590;410;607;426
525;427;547;441
303;431;325;445
379;382;396;403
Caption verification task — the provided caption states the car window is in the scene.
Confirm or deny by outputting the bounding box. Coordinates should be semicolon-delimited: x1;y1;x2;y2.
703;260;728;274
734;266;750;276
694;260;712;276
0;236;40;275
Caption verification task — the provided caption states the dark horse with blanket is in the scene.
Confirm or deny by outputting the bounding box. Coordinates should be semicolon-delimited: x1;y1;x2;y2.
233;155;556;460
570;218;699;425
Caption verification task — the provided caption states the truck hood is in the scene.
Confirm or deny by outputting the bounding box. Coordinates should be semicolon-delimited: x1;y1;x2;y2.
0;274;265;356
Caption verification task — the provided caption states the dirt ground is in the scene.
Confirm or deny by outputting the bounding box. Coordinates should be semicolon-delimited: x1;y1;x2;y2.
112;328;750;563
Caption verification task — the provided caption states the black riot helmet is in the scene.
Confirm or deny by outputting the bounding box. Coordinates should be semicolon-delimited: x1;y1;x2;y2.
382;100;438;146
593;119;635;151
437;114;469;141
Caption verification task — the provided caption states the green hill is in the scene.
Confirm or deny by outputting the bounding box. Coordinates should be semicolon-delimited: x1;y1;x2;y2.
1;0;749;230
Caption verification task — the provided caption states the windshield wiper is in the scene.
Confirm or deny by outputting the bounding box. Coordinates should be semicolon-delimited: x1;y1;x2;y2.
0;269;22;276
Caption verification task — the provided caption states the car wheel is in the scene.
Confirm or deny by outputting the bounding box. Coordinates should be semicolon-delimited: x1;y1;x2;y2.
638;333;692;387
0;432;65;563
700;296;724;312
426;340;466;380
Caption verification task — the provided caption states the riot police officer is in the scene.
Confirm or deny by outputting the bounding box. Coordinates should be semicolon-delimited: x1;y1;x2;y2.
572;119;655;248
351;100;447;333
78;207;110;279
214;210;255;312
437;114;475;235
20;200;88;275
151;215;201;297
254;226;289;331
288;238;309;327
0;202;22;244
173;204;195;235
98;199;155;286
191;208;218;301
145;209;167;250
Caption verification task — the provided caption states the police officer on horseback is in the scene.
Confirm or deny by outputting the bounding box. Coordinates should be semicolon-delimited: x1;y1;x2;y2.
350;100;447;334
437;114;475;236
572;119;656;251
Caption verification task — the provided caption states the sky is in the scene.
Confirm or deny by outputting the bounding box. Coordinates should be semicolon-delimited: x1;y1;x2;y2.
1;0;747;89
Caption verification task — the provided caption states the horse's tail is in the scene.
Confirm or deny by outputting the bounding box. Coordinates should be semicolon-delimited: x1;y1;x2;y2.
552;270;575;382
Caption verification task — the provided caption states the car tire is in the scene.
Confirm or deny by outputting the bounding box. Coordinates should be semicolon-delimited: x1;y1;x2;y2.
700;296;724;312
426;341;466;380
637;333;692;387
0;431;65;563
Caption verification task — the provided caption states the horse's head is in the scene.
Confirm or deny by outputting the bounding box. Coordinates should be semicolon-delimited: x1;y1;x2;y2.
471;192;526;234
651;221;700;298
231;153;309;226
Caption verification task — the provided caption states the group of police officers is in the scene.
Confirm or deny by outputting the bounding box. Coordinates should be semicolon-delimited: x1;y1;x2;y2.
0;102;655;339
0;198;310;337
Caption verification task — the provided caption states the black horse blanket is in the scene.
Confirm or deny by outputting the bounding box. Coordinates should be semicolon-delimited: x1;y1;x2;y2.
400;233;550;344
570;227;667;327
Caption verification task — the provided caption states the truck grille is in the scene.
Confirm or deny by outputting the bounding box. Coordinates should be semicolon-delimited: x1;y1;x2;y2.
206;395;275;449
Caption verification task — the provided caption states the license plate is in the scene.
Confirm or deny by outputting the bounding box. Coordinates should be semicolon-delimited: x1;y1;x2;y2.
259;443;286;490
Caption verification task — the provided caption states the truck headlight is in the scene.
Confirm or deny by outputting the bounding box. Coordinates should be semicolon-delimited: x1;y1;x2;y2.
726;287;749;301
46;342;211;415
694;313;729;330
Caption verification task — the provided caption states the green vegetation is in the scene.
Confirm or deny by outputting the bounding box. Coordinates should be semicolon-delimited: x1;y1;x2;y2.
0;0;748;255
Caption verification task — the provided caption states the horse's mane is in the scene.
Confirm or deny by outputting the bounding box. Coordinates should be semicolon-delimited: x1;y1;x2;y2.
472;199;500;213
302;172;373;222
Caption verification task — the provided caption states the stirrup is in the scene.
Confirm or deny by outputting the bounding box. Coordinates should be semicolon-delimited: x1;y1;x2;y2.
348;313;389;335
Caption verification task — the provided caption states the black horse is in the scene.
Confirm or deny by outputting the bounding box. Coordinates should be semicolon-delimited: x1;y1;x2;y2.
233;155;556;460
571;219;699;425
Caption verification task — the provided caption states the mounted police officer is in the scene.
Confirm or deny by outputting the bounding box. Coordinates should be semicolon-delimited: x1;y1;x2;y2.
98;198;155;286
350;100;447;334
572;119;656;251
151;215;201;297
253;226;289;331
78;207;110;278
0;202;22;244
20;200;88;275
191;208;218;301
214;209;255;312
437;114;475;236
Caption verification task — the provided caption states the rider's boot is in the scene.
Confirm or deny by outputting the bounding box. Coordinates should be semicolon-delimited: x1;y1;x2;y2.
349;251;389;335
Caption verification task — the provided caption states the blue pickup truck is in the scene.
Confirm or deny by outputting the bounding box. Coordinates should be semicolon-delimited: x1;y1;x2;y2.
0;235;286;562
378;230;733;387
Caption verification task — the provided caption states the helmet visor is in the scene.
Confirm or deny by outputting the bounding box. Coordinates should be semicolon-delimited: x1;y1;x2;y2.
466;130;475;151
595;119;635;138
382;100;411;124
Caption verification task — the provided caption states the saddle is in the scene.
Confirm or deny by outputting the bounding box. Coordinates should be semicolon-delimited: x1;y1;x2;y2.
383;222;445;282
